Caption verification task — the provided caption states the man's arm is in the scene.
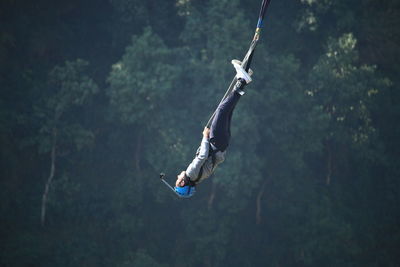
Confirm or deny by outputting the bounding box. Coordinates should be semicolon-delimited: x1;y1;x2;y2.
185;127;210;179
197;127;210;159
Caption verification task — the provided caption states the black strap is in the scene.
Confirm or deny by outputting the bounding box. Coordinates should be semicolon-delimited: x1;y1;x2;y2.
184;175;196;187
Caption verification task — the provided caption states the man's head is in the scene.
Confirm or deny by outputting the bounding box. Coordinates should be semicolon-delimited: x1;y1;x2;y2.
174;171;196;198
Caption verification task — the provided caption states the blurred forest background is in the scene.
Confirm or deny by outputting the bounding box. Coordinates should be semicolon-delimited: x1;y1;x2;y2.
1;0;400;266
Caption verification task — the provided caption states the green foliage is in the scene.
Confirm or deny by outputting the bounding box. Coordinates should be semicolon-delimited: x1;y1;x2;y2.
47;173;81;211
1;0;400;267
308;33;388;147
107;27;179;127
47;60;98;116
106;27;186;199
35;59;98;154
180;0;250;90
117;249;168;267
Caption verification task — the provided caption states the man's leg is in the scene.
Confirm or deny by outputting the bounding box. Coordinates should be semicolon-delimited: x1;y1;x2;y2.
209;89;242;152
209;61;251;151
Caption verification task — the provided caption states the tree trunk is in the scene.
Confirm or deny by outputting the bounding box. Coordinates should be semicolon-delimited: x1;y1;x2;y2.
208;182;217;210
326;143;332;186
41;128;57;226
256;181;267;225
134;132;142;172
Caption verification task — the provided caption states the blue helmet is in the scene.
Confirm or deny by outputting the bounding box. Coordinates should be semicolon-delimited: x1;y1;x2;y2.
174;185;196;198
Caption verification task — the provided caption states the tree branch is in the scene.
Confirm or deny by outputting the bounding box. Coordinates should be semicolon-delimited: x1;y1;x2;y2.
134;132;142;172
326;143;332;186
256;180;267;225
208;182;217;210
41;128;57;226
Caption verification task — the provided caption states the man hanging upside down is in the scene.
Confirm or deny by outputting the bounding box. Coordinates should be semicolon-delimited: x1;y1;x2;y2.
174;60;253;198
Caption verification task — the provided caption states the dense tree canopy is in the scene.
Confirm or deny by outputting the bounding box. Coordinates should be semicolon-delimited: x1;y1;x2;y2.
1;0;400;266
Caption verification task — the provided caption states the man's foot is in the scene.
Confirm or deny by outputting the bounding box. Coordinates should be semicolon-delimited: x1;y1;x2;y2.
231;59;253;76
234;78;247;95
231;59;252;84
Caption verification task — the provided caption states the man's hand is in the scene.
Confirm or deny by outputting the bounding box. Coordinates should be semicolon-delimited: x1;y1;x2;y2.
176;171;186;187
203;127;210;138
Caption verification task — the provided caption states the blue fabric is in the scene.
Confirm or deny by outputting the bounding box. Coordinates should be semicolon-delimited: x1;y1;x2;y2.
257;18;263;28
209;91;241;152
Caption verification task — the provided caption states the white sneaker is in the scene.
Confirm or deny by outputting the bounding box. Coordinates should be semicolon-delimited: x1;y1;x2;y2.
231;60;253;76
231;59;252;84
